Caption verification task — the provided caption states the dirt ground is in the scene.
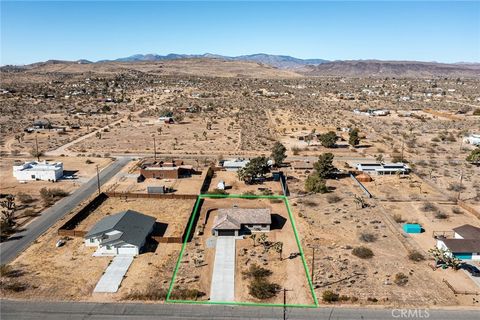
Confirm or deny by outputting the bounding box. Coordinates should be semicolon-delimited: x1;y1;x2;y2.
209;170;283;195
170;197;314;305
75;197;194;238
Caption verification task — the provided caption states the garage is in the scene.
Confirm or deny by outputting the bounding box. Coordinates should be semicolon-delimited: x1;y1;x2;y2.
217;230;236;236
118;245;138;256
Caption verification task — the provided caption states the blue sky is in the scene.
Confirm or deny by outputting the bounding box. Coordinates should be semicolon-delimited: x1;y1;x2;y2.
1;1;479;65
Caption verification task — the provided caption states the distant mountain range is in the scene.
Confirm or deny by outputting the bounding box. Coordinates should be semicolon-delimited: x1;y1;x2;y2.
99;53;329;69
3;53;480;78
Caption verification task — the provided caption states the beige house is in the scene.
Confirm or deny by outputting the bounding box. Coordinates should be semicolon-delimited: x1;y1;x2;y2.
212;207;272;236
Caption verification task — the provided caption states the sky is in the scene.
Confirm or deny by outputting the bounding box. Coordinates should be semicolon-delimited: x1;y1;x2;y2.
1;1;479;65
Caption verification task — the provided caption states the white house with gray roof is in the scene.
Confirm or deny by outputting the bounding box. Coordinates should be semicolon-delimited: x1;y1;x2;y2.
85;210;156;256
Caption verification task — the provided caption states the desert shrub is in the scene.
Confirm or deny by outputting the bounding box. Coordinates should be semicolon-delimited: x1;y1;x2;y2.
392;213;405;223
0;281;28;292
303;200;318;207
367;297;378;302
474;109;480;116
451;207;463;214
291;146;301;155
421;202;437;212
352;246;374;259
394;273;409;286
170;288;206;300
326;194;341;203
242;264;272;279
17;192;34;204
125;286;167;301
242;191;256;196
435;212;449;219
359;232;377;243
447;183;465;192
85;159;94;164
322;290;339;302
39;188;69;205
305;174;328;193
0;265;13;277
408;251;425;262
248;278;281;299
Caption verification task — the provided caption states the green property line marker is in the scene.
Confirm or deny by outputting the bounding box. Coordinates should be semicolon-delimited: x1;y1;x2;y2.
165;193;319;307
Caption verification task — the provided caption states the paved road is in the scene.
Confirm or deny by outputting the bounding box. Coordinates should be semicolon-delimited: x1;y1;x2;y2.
1;300;479;320
0;157;132;264
210;236;236;301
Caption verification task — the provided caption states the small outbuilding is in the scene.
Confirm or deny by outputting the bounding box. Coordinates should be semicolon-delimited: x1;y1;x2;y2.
403;223;422;234
355;173;373;182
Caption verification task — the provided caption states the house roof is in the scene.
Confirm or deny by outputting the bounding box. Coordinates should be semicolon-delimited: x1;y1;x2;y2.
452;224;480;239
212;207;271;231
441;239;480;253
291;161;314;170
85;210;156;247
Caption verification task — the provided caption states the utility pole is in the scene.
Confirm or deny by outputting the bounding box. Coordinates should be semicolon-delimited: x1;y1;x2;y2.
311;247;315;282
96;165;101;195
153;137;157;161
401;140;405;163
35;134;40;161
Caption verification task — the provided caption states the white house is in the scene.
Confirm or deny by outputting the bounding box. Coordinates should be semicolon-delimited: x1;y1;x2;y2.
463;134;480;146
85;210;156;256
355;162;410;175
436;224;480;261
222;158;250;171
13;161;64;182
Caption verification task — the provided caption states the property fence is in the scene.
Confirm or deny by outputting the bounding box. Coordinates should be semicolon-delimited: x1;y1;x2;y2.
279;172;290;196
105;192;197;200
432;231;455;239
443;279;479;295
458;201;480;219
350;173;372;198
153;236;183;244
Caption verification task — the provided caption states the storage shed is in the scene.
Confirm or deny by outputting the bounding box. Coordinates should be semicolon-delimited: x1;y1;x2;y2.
403;224;422;234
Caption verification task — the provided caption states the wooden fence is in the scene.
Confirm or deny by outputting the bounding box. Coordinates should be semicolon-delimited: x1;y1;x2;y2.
458;201;480;219
105;192;197;200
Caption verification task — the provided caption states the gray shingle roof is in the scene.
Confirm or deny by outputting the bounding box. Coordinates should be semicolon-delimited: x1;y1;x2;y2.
442;239;480;253
452;224;480;239
212;207;271;230
85;210;156;247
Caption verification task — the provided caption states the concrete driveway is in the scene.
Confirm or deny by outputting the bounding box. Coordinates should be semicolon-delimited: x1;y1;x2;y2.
210;236;236;301
94;255;134;293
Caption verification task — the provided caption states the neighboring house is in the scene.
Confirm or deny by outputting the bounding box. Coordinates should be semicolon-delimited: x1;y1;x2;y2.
212;207;272;236
13;160;63;182
355;162;410;175
33;119;52;129
222;158;250;171
140;161;193;179
436;224;480;261
84;210;156;256
159;116;174;124
463;134;480;146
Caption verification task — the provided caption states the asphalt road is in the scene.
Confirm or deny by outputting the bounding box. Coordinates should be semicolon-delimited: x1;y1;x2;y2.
1;300;479;320
0;156;132;264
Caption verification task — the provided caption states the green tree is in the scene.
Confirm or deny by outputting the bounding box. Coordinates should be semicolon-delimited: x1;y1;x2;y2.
349;128;360;147
318;131;337;148
466;148;480;164
270;142;287;166
305;174;328;193
313;153;336;179
237;157;270;183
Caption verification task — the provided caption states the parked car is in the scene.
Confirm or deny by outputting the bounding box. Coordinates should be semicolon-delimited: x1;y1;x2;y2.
460;264;480;277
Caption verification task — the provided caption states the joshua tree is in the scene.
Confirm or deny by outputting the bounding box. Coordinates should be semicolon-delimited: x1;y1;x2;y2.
273;242;283;260
1;195;16;231
353;195;368;209
250;234;257;247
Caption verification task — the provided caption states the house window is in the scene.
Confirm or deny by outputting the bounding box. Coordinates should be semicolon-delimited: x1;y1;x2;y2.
261;225;267;228
89;238;95;243
106;245;112;250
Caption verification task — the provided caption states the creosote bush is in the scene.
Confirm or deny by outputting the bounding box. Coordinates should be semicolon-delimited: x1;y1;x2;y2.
352;246;374;259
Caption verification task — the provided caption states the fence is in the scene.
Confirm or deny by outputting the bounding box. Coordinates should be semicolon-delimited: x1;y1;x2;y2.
105;192;197;200
350;173;372;198
443;279;479;295
458;201;480;219
58;192;109;233
153;236;183;243
279;172;290;196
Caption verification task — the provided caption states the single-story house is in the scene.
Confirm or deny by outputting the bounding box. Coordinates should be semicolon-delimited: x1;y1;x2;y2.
159;116;174;124
13;160;63;182
436;224;480;261
33;119;52;129
212;207;272;236
222;158;250;171
463;134;480;146
85;210;156;256
140;161;194;179
355;162;410;175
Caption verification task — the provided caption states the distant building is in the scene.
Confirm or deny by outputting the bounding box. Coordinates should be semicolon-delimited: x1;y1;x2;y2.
291;160;314;171
32;119;52;129
84;210;156;256
140;160;193;179
222;158;250;171
13;160;63;182
158;116;174;124
463;134;480;146
212;207;272;236
355;162;410;175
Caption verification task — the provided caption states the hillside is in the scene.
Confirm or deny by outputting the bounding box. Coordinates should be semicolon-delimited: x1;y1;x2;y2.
301;60;480;78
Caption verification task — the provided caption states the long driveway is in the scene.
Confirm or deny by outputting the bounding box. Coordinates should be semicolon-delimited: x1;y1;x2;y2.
209;236;236;302
94;255;134;293
0;156;132;264
1;300;480;320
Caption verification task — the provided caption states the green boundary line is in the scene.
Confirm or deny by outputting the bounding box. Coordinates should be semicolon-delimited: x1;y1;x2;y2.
166;193;319;307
